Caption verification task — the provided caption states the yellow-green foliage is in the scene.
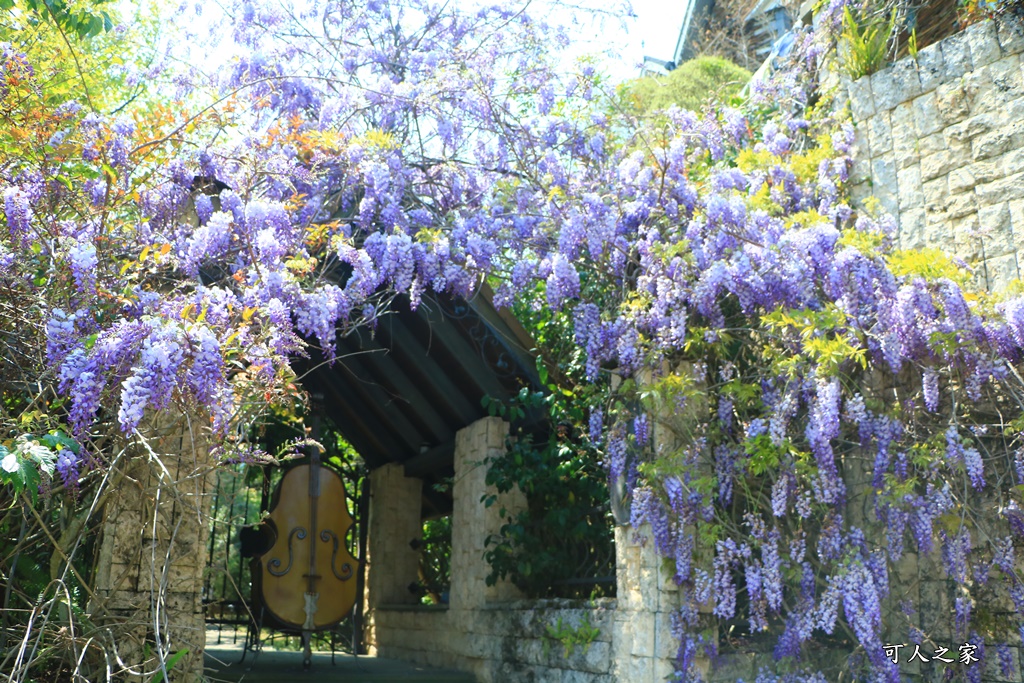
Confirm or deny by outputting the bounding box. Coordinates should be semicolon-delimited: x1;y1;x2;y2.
839;5;895;80
0;2;162;112
837;226;886;255
784;210;829;230
747;183;783;215
762;305;867;376
789;134;834;183
736;148;774;173
357;129;398;150
736;131;832;182
996;278;1024;300
731;132;835;217
886;248;972;287
619;56;751;115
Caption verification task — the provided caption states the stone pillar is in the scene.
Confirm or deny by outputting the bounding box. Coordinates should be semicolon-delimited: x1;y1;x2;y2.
363;463;422;651
92;411;213;682
450;416;524;610
612;525;695;682
611;363;712;682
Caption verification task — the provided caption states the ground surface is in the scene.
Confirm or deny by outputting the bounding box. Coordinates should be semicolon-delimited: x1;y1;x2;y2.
204;643;477;683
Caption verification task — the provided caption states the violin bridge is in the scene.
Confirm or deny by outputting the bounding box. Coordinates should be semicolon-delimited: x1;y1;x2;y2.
303;592;319;630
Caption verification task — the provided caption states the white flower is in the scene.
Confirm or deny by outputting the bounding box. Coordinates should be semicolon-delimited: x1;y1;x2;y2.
1;453;18;473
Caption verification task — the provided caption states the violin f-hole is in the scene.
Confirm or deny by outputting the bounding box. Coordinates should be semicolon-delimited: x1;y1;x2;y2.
267;527;307;577
319;529;354;581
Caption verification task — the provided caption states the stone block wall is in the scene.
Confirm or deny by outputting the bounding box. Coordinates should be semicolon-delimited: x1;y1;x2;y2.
848;16;1024;290
366;463;422;608
844;23;1024;680
450;416;525;609
92;411;213;682
371;600;615;683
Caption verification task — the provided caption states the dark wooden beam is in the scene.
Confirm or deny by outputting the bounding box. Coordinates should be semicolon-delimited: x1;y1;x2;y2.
412;303;510;401
306;372;397;469
420;486;454;518
331;340;427;455
314;362;413;462
375;313;481;425
345;328;455;445
403;440;455;479
466;284;545;388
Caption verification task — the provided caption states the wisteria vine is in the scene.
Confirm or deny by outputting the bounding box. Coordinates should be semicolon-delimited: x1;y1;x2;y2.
1;0;1023;681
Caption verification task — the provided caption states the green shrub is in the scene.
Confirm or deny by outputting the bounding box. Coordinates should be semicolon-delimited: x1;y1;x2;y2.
619;56;751;114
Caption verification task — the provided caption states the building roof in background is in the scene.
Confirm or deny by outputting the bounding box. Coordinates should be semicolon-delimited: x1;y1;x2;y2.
672;0;715;64
744;0;785;24
672;0;793;67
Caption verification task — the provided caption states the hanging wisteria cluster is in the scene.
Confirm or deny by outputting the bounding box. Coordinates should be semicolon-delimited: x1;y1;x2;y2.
1;0;1022;680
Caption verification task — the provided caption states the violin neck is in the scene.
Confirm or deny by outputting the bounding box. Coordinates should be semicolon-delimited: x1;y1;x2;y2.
307;460;320;595
309;451;321;498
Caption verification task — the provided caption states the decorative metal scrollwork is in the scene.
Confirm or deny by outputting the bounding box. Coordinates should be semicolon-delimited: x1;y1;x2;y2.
435;294;519;380
319;529;355;581
267;527;307;577
440;297;472;320
466;316;515;377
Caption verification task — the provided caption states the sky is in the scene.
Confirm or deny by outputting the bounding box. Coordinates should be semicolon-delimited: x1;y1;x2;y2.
150;0;689;88
612;0;689;76
561;0;688;82
630;0;689;63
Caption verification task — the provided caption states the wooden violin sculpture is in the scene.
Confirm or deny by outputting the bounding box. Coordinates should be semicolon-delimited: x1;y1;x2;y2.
256;452;358;667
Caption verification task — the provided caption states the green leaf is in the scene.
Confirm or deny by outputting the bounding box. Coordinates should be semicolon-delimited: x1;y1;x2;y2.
3;451;41;502
20;460;42;502
23;441;55;478
41;431;79;454
150;649;190;683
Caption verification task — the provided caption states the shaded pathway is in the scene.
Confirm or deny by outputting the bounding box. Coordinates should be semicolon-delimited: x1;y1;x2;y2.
204;645;477;683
